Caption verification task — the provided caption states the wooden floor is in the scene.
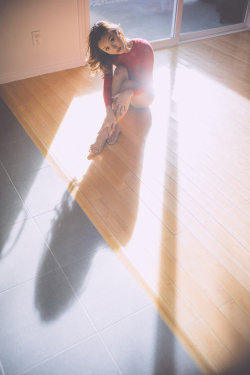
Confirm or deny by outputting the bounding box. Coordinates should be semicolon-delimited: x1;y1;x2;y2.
1;31;250;374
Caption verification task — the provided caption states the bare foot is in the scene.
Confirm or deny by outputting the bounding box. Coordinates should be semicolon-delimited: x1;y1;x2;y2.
107;124;121;145
88;127;109;158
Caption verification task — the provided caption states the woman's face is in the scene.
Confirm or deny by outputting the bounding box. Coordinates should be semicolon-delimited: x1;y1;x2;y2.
98;31;125;55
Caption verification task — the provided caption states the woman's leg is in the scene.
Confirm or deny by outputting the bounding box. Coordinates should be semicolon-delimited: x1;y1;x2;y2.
88;127;109;158
111;64;130;97
112;65;154;110
89;66;153;156
88;66;127;157
104;65;130;144
106;122;121;144
108;68;153;145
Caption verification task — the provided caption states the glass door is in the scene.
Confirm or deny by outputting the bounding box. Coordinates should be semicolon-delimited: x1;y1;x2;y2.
88;0;250;47
89;0;182;47
180;0;250;41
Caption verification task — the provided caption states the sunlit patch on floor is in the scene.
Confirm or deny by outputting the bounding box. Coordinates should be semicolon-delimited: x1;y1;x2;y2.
48;91;105;182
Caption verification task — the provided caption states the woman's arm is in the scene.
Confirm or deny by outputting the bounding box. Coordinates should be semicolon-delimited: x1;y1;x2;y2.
103;73;113;107
101;104;117;136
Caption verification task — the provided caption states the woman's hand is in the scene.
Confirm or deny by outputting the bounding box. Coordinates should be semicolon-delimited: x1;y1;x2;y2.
101;106;116;136
112;89;133;120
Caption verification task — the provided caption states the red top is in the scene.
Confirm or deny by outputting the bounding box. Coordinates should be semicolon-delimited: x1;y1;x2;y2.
103;38;154;107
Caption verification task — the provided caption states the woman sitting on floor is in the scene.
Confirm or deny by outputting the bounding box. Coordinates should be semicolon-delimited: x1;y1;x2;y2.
87;20;154;157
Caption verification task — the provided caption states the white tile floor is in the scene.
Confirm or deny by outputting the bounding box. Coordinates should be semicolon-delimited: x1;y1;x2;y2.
0;97;203;374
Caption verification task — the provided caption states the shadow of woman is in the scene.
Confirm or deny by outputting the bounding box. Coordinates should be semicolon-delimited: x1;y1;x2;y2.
34;106;151;322
75;105;152;247
34;185;108;322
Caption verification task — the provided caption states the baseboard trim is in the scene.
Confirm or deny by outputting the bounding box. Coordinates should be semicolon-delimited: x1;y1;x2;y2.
0;58;86;84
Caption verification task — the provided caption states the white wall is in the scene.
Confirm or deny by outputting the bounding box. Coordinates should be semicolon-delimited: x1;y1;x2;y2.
0;0;89;84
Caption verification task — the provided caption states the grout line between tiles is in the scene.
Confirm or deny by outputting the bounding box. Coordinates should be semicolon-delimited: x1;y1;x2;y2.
0;157;123;374
17;333;98;375
31;216;124;375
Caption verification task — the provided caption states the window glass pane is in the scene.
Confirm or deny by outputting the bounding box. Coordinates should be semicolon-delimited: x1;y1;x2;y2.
181;0;249;34
90;0;177;42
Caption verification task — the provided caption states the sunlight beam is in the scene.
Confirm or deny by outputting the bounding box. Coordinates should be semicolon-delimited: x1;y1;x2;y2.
48;91;105;182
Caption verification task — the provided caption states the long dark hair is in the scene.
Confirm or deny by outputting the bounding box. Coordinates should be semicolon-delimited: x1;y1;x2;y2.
87;20;127;77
